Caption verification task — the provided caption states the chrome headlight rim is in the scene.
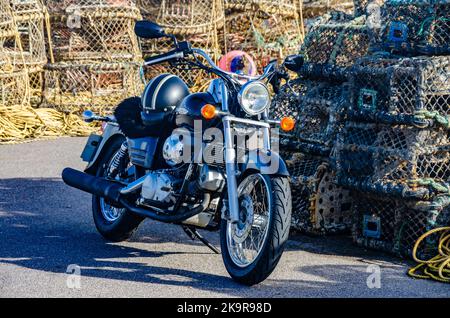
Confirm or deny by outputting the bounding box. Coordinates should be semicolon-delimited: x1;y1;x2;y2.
238;81;271;116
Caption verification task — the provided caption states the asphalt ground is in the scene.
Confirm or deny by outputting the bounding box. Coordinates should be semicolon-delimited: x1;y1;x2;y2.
0;137;448;297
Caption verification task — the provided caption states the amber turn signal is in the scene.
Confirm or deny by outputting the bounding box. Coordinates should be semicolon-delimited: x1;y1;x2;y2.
201;104;217;120
280;117;295;132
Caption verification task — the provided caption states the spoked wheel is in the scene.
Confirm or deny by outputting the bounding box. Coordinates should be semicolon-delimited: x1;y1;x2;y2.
220;173;292;285
92;138;144;242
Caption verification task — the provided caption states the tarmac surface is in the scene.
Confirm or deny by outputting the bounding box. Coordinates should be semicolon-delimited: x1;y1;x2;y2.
0;137;448;298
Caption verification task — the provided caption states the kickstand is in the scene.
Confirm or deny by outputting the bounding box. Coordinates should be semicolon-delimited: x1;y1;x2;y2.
182;226;220;254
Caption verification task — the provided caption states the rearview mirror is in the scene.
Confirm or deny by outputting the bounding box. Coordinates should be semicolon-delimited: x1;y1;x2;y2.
135;21;166;39
284;55;305;73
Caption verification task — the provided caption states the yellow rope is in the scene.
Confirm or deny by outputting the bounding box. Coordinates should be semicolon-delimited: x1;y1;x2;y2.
0;106;97;144
408;227;450;283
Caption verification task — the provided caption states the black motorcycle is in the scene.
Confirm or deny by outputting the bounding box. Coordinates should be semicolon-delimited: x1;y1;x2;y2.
62;21;304;285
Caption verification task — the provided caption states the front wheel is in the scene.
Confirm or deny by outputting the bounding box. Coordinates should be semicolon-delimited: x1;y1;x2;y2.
220;174;292;285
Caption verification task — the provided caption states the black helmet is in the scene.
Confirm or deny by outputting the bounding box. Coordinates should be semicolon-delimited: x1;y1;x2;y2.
142;74;190;113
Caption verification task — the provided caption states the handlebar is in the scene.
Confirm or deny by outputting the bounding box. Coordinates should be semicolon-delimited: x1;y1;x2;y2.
143;46;281;84
144;50;185;66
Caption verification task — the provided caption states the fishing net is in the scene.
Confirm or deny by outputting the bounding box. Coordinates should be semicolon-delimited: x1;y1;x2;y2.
348;55;450;128
334;121;450;199
287;153;353;235
46;0;142;63
375;0;450;55
352;192;450;258
43;61;143;115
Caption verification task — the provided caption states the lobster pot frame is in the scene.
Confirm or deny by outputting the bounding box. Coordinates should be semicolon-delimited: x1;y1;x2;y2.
287;154;353;235
0;0;26;71
349;55;449;128
224;10;302;73
138;0;225;34
352;192;450;258
302;14;371;67
141;31;221;90
9;0;48;106
377;0;450;55
302;0;354;19
43;62;142;114
10;0;47;68
270;79;349;157
225;0;298;17
353;0;370;16
0;69;30;108
46;0;141;63
138;0;224;89
334;121;450;199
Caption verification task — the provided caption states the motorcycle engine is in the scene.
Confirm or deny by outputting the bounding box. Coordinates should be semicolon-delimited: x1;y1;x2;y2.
140;172;177;205
163;128;193;167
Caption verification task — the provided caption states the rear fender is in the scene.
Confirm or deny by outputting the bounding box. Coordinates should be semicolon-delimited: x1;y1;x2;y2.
84;123;124;175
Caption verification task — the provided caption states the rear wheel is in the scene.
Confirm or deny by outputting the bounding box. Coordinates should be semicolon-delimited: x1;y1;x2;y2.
92;138;144;242
220;174;291;285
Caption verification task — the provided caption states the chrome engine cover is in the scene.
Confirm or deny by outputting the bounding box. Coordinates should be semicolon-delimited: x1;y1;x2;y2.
163;128;192;167
141;172;176;204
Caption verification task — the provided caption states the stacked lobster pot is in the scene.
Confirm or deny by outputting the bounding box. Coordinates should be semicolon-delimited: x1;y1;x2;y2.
332;0;450;258
302;0;354;20
372;0;449;56
224;0;303;73
9;0;49;106
43;0;143;114
0;0;30;108
334;54;450;258
270;10;371;235
137;0;225;90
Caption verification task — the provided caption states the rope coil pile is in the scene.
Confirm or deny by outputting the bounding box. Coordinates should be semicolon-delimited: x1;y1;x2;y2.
409;227;450;283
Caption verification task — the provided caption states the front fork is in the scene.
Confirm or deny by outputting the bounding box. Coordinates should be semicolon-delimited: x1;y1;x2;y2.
222;116;272;224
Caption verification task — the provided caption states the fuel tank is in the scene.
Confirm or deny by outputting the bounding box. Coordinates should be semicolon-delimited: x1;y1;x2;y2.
175;92;218;128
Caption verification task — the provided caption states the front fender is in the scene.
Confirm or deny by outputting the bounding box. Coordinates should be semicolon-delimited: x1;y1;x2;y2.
239;150;290;177
85;123;124;174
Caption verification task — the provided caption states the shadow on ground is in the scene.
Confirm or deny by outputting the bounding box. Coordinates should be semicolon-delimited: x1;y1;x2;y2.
0;178;424;297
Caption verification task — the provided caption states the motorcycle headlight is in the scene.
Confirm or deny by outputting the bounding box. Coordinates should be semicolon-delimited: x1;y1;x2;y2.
238;81;270;116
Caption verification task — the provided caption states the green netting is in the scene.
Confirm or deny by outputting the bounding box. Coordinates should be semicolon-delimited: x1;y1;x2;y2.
334;121;450;199
348;55;450;128
375;0;450;55
352;192;450;259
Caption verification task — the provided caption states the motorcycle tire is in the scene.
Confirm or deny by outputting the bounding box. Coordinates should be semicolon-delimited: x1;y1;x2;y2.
220;174;292;286
92;137;144;242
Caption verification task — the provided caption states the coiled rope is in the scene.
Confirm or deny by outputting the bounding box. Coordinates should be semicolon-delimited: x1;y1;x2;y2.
408;227;450;283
